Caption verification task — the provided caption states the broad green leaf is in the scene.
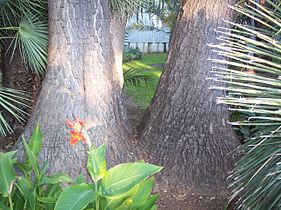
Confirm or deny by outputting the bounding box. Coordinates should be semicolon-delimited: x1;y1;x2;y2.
101;162;162;198
45;183;62;198
15;177;36;210
75;174;86;184
0;152;16;196
22;136;40;177
39;174;73;185
104;195;132;210
139;194;159;210
28;123;42;157
54;184;97;210
12;191;25;210
87;145;107;183
0;200;9;210
15;162;31;178
103;185;140;210
38;196;56;204
131;177;155;207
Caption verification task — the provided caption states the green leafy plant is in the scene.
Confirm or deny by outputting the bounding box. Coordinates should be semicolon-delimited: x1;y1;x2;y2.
210;0;281;209
55;117;162;210
0;119;162;210
0;124;72;210
123;68;152;87
0;0;48;75
0;86;30;136
126;0;181;34
123;46;143;62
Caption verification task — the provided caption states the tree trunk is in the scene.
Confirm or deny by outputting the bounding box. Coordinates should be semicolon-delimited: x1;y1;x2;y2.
18;0;132;177
110;16;127;88
138;0;240;205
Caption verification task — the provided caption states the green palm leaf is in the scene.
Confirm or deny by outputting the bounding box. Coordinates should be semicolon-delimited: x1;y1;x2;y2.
11;17;48;75
0;86;30;136
109;0;145;17
123;68;152;86
210;0;281;209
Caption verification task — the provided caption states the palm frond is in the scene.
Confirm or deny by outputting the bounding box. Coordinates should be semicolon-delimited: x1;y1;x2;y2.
0;87;30;136
127;20;170;34
0;0;48;75
109;0;146;17
123;68;152;86
10;17;48;75
210;0;281;209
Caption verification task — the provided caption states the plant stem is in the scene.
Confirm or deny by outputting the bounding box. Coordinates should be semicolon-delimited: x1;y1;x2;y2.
95;182;99;210
9;195;13;210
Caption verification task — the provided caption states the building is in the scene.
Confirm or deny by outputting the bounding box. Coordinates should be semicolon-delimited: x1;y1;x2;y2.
125;12;170;53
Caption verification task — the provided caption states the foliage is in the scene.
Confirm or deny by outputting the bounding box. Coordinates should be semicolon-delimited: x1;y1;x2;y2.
123;46;143;62
0;0;48;75
0;84;30;136
210;0;281;209
0;124;72;210
0;121;162;210
56;117;162;210
123;68;152;87
127;0;181;34
123;53;167;109
109;0;146;17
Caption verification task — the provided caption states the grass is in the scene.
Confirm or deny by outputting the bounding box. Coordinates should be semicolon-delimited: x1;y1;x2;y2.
123;53;167;110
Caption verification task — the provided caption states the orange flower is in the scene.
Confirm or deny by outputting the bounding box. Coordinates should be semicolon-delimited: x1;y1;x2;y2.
69;130;86;145
66;116;84;133
66;117;86;145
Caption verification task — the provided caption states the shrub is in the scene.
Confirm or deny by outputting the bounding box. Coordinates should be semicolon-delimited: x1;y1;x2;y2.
123;46;143;63
0;118;162;210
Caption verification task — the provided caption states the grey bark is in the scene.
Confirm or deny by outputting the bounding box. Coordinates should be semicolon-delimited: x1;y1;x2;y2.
18;0;132;177
139;0;240;195
110;16;127;88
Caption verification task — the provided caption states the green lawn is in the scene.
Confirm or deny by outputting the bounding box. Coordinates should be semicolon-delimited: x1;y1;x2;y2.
123;53;167;110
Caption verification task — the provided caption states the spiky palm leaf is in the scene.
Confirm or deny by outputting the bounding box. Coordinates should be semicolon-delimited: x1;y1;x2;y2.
0;0;48;75
109;0;145;17
0;87;30;136
123;68;152;86
210;0;281;209
12;17;48;75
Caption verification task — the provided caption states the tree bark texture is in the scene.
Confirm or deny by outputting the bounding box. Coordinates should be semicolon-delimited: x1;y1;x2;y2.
139;0;240;195
110;16;127;88
18;0;132;177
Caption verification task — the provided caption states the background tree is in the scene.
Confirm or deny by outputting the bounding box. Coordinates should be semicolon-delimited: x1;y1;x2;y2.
138;0;240;208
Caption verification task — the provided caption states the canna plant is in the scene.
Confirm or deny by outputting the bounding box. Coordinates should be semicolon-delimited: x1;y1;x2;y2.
0;124;72;210
55;117;162;210
210;0;281;209
0;119;162;210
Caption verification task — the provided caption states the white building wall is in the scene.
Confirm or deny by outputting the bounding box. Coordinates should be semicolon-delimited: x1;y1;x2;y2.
126;12;170;53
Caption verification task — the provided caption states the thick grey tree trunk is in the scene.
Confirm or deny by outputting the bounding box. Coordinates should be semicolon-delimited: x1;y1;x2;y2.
19;0;131;177
138;0;240;206
110;16;127;88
